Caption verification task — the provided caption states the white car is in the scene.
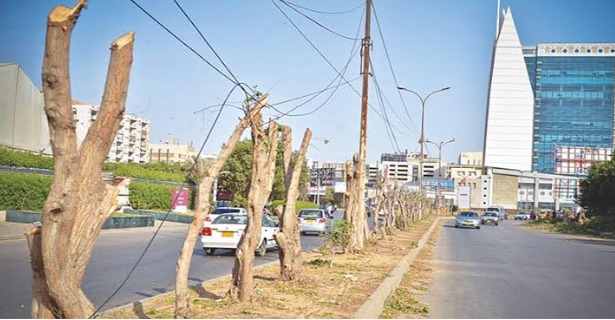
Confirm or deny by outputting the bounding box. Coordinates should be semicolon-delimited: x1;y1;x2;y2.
297;209;331;235
204;207;247;226
201;213;279;256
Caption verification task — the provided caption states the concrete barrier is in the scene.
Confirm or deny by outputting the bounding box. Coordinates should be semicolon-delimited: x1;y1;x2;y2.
124;209;194;224
353;217;444;319
5;210;155;229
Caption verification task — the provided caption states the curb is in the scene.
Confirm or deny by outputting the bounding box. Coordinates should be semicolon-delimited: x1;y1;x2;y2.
353;216;444;319
99;259;280;317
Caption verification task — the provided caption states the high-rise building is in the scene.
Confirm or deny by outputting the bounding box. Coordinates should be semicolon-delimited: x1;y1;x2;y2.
483;8;615;176
72;103;150;163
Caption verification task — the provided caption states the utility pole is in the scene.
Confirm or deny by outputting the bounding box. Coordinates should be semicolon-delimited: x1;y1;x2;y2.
357;0;371;219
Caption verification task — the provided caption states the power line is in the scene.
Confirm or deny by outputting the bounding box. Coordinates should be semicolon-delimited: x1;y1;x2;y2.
270;0;407;137
128;0;236;86
172;0;253;99
370;59;402;153
271;7;364;119
372;1;418;133
90;83;242;318
283;0;364;15
279;0;362;41
268;76;361;107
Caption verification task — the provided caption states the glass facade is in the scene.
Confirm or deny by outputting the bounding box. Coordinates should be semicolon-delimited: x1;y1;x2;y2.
524;53;615;174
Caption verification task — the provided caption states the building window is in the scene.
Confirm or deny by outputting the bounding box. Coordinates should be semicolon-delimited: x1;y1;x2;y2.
562;49;568;53
550;48;556;53
574;48;580;53
586;49;592;53
598;48;604;53
611;48;615;53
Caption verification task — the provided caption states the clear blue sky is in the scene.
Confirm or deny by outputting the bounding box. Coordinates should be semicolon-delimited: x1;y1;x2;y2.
1;0;614;164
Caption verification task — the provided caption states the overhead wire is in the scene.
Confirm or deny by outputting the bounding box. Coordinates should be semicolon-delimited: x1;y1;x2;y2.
270;0;408;137
283;0;364;15
90;83;242;318
279;0;362;41
372;1;418;133
370;59;402;153
271;7;364;119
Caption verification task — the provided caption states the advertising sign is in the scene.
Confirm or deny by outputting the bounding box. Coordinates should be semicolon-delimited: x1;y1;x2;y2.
456;186;470;209
172;188;190;213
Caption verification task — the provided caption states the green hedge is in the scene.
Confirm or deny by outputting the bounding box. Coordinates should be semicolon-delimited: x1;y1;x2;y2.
129;182;194;210
269;200;318;215
108;163;187;182
0;172;51;211
0;147;53;169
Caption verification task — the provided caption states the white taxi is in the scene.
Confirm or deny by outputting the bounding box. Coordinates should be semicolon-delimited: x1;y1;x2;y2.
201;213;279;256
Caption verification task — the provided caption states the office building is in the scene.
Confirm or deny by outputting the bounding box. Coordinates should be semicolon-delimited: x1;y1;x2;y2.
483;8;614;176
149;138;196;164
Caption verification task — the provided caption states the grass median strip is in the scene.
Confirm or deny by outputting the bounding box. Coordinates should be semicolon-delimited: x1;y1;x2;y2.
102;215;437;319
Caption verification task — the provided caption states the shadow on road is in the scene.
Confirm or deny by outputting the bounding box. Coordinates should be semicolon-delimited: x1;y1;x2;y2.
193;286;223;300
566;238;615;247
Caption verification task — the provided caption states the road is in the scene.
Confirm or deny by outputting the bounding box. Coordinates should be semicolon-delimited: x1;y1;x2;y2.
425;219;615;318
0;212;338;319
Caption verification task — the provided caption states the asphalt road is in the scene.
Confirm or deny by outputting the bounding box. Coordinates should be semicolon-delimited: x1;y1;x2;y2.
0;212;337;319
425;219;615;318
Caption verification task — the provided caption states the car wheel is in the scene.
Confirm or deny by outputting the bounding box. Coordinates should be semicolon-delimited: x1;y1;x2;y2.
255;239;267;257
454;225;459;228
476;226;480;229
204;248;216;256
495;222;499;226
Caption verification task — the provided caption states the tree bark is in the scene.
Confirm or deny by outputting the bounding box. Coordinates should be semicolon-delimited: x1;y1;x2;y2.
345;154;367;252
174;96;269;318
229;117;279;302
30;2;135;316
274;127;311;281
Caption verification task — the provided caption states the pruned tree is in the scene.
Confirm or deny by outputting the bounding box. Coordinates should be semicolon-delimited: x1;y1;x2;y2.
273;126;312;281
343;154;370;253
229;116;279;302
25;1;135;317
174;95;269;318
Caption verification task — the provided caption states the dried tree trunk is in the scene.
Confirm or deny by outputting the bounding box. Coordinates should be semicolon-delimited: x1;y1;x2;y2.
229;117;279;302
273;127;311;281
29;2;135;317
344;154;368;253
174;96;269;318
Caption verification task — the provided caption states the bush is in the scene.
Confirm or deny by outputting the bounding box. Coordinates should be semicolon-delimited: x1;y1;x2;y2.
129;182;194;210
0;147;53;169
112;163;187;182
0;172;51;211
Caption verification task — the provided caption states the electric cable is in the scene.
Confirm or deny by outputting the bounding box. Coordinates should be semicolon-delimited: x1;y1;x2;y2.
283;0;364;15
370;60;402;153
279;0;362;41
89;83;242;318
372;1;418;133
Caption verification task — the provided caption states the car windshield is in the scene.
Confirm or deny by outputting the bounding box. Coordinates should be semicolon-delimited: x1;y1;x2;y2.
484;212;497;217
487;207;499;212
459;211;478;218
213;214;247;225
211;208;242;215
298;210;323;218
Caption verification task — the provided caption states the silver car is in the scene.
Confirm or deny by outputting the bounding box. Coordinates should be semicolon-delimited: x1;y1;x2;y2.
481;211;499;226
297;209;331;235
455;211;481;229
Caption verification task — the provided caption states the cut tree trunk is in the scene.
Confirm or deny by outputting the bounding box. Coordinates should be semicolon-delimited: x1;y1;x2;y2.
273;126;312;281
229;117;279;302
174;96;269;318
29;1;136;317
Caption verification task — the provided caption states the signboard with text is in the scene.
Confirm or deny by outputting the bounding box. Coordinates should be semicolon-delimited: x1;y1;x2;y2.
172;188;191;213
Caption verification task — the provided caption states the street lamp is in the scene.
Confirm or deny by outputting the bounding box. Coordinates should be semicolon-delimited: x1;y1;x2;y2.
425;138;455;208
397;86;451;196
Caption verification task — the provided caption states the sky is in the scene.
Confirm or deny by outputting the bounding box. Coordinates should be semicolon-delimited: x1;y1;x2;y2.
1;0;615;165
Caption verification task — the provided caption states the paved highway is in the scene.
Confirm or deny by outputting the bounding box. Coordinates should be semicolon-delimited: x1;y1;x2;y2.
0;212;336;318
425;219;615;318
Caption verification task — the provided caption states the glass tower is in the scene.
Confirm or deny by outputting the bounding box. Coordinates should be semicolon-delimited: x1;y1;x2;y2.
524;46;615;175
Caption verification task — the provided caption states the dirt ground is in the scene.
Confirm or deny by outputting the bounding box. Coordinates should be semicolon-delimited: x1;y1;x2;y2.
102;215;438;319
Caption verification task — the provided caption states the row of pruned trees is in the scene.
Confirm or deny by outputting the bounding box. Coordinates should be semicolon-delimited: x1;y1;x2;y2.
29;1;433;318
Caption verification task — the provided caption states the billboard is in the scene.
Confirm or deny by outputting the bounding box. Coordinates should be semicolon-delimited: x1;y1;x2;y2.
310;168;336;186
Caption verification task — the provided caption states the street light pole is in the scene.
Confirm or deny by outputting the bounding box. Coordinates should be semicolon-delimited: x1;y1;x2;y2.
397;86;451;196
426;138;455;208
